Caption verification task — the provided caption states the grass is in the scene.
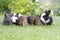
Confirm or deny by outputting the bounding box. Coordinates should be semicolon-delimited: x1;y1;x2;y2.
0;15;60;40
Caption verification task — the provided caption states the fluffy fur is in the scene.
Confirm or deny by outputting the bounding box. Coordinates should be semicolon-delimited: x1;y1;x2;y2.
40;10;53;25
3;14;12;25
27;15;35;25
11;13;22;24
34;15;42;25
16;16;28;26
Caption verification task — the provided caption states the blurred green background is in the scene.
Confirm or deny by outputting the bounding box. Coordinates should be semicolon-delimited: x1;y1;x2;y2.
0;0;60;16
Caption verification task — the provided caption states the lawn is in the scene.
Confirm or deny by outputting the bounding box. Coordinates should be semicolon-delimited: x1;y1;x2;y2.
0;15;60;40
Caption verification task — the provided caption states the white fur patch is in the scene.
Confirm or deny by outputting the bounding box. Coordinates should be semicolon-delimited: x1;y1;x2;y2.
40;13;46;22
12;16;17;23
12;14;18;23
46;19;50;23
11;14;22;23
19;14;22;17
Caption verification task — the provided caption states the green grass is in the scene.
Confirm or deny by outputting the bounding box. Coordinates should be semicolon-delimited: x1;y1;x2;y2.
0;15;60;40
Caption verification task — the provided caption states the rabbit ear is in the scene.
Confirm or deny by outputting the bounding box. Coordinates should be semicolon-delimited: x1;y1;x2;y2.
4;14;9;17
48;10;51;12
46;10;51;16
44;10;47;13
16;13;19;14
4;14;7;17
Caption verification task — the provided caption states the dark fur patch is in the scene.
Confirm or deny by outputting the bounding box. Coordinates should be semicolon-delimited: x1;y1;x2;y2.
27;15;35;25
3;14;12;25
34;16;42;25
